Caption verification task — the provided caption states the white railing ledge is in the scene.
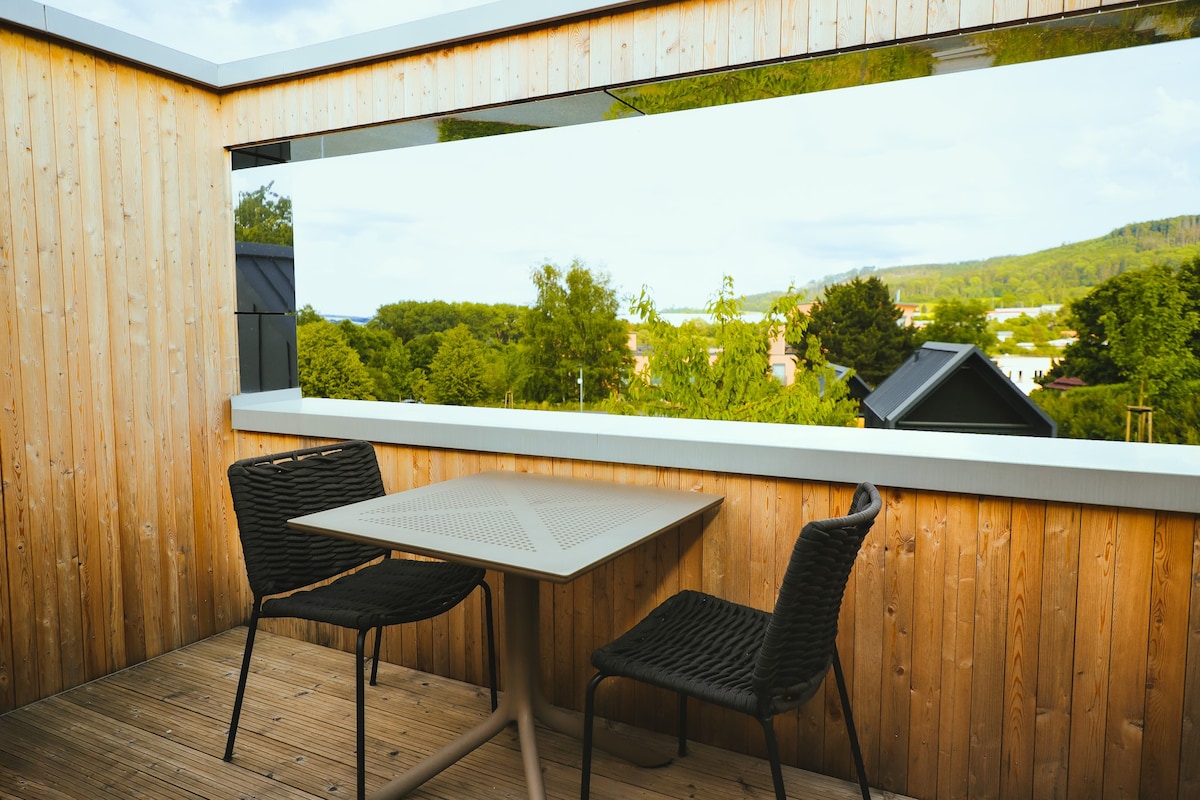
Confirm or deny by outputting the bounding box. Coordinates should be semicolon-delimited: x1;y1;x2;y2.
231;394;1200;513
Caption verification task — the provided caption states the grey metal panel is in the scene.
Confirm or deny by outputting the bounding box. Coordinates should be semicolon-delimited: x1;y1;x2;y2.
235;243;296;313
237;314;297;393
862;343;963;425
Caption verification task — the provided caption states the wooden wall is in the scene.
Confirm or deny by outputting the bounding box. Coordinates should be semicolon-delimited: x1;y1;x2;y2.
3;1;1197;798
235;433;1200;800
0;29;245;711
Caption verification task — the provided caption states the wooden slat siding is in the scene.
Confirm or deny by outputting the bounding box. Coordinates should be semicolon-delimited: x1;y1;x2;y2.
21;35;68;702
895;0;927;40
656;3;682;80
40;44;87;697
837;0;868;48
852;484;886;780
1029;0;1066;16
703;0;732;69
678;1;704;71
730;0;756;65
908;491;948;799
866;0;897;44
960;0;994;28
1180;516;1200;799
782;0;811;56
0;30;29;713
1033;502;1081;800
928;0;962;33
1140;513;1192;799
810;0;839;51
940;493;979;800
756;0;784;60
1067;506;1119;799
73;50;122;676
1000;500;1045;800
970;498;1012;800
994;0;1030;24
879;487;915;791
823;481;855;781
1102;508;1155;799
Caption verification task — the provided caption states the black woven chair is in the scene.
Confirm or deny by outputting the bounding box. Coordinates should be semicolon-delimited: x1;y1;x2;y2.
223;440;497;800
581;482;882;800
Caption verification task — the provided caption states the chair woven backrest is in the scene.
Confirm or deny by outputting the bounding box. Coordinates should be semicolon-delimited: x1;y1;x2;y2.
751;482;882;712
228;440;390;598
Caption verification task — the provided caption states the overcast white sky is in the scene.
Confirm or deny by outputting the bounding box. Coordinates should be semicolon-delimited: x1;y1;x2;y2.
43;1;1200;318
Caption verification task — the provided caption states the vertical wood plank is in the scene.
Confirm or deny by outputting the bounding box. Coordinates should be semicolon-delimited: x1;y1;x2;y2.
809;0;839;53
588;16;612;88
908;491;948;799
1179;517;1200;798
678;1;705;73
852;481;885;781
0;29;39;711
1033;503;1081;799
928;0;961;34
632;6;659;81
895;0;927;39
970;498;1012;800
568;21;590;90
547;24;570;95
879;487;915;792
960;0;994;29
610;12;635;85
730;0;756;65
656;3;682;79
866;0;897;43
1000;499;1045;800
939;494;978;800
786;480;825;771
22;36;68;700
1067;506;1119;799
781;0;811;56
755;0;784;60
703;0;731;70
1139;513;1192;800
1102;508;1155;799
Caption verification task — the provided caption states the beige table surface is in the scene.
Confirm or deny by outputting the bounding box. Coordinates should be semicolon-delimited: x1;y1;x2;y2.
290;469;724;800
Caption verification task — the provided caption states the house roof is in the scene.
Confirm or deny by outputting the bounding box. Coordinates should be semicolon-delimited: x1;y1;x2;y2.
863;342;1058;436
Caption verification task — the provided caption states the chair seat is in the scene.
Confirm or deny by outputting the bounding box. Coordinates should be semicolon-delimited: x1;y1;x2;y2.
262;558;487;630
591;589;779;717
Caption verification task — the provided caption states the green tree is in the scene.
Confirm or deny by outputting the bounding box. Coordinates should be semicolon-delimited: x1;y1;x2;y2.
800;276;915;386
1100;263;1200;403
918;298;998;352
234;182;293;245
427;324;487;406
518;261;632;404
296;320;375;399
618;277;858;426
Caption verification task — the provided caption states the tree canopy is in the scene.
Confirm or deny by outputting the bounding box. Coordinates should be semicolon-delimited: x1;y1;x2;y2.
799;276;914;387
296;320;375;400
918;298;997;352
618;277;858;426
233;182;293;246
518;261;632;404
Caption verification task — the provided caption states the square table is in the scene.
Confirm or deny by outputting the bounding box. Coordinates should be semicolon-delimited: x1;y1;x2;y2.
290;469;724;800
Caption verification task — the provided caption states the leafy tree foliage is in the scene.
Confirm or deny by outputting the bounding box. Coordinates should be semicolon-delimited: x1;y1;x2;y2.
518;261;631;404
233;182;293;245
1046;259;1200;398
800;276;915;387
1033;381;1200;445
618;277;857;426
918;298;998;352
427;325;487;406
373;300;523;346
296;319;375;400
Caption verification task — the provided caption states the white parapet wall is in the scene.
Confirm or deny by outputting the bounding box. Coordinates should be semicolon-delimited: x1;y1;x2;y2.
232;390;1200;514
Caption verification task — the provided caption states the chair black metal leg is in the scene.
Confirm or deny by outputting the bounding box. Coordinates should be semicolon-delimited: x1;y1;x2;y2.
581;672;607;800
356;628;368;800
759;716;788;800
677;692;688;757
832;650;871;800
369;626;383;686
481;580;498;711
224;607;262;762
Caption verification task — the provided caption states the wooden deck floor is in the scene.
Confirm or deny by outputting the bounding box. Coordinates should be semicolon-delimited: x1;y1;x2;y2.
0;629;909;800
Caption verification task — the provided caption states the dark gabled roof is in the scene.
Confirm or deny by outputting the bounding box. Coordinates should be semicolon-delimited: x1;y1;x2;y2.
829;363;872;402
863;342;1057;436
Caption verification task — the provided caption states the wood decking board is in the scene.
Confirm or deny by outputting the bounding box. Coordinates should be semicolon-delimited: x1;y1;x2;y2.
0;629;908;800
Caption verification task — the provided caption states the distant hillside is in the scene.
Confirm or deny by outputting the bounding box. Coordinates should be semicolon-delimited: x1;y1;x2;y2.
699;214;1200;313
807;214;1200;308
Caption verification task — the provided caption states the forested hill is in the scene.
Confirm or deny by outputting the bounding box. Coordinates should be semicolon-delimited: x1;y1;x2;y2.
735;214;1200;311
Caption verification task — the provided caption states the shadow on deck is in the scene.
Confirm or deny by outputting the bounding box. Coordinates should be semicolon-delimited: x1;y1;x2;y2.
0;628;912;800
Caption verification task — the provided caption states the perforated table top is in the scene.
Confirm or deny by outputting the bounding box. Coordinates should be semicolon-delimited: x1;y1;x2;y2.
290;470;724;582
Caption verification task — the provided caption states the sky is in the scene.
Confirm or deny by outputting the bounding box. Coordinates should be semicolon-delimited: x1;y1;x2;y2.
42;1;1200;318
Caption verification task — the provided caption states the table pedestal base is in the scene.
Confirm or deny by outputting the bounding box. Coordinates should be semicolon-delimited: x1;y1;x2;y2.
369;574;669;800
